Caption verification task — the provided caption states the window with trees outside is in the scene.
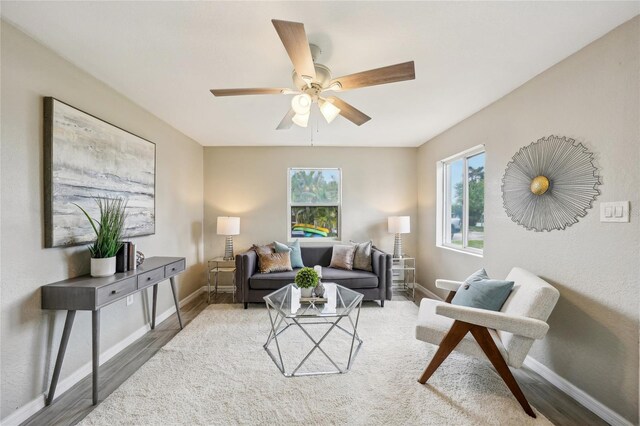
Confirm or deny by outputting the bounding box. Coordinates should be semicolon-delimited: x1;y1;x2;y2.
288;168;341;240
438;146;485;255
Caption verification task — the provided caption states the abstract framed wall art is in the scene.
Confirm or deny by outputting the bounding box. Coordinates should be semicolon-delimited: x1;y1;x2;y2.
44;97;156;247
501;135;600;232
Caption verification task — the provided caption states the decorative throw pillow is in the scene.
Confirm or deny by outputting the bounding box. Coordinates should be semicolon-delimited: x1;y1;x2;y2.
329;244;356;270
274;240;304;269
252;244;274;256
451;268;514;312
350;240;373;272
252;244;275;271
257;251;292;274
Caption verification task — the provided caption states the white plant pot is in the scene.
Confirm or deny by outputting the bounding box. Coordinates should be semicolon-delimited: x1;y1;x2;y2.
300;287;314;298
91;256;116;277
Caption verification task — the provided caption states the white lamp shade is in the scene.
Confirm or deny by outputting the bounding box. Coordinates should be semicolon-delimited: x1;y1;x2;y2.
291;94;312;115
292;111;310;128
320;99;341;123
388;216;410;234
217;216;240;235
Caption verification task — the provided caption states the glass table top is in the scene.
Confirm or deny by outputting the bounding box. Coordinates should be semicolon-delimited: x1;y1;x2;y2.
264;283;363;318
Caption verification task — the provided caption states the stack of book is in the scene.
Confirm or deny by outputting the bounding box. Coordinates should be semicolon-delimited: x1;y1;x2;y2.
116;242;137;272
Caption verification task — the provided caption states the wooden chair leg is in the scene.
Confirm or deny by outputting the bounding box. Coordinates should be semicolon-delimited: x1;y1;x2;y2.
418;320;473;384
444;291;456;303
470;326;536;418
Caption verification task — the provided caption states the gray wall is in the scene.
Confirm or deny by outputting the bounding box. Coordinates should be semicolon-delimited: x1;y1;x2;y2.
203;147;417;262
416;17;639;423
0;21;204;419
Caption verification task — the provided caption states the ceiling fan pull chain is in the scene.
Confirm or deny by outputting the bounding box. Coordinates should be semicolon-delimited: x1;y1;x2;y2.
309;118;313;146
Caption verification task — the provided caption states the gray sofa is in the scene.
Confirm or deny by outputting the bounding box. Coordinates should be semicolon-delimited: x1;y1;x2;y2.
236;245;392;308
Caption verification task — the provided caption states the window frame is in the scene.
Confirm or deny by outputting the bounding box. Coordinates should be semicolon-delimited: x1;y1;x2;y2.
287;167;342;242
436;145;485;257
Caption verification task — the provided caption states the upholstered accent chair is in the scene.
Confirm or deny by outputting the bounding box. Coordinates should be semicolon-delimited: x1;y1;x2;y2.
415;267;560;417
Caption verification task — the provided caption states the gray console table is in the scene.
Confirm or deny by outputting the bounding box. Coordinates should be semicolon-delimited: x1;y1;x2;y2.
41;256;186;406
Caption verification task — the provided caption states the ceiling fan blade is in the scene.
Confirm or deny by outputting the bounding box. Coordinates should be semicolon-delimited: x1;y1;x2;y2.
326;96;371;126
271;19;316;81
276;108;296;130
329;61;415;91
210;88;290;97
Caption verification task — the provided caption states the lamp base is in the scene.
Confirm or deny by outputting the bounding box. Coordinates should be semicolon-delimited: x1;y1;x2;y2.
223;236;234;261
393;233;403;259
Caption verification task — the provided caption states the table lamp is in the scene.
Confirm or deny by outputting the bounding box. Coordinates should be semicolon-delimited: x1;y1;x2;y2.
388;216;410;258
217;216;240;260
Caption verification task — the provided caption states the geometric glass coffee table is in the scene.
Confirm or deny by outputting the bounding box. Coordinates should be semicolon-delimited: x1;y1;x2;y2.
263;283;364;377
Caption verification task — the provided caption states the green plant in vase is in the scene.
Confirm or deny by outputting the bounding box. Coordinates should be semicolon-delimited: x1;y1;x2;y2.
74;196;128;277
295;267;319;298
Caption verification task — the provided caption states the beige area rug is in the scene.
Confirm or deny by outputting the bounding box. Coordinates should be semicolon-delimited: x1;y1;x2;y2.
80;301;551;425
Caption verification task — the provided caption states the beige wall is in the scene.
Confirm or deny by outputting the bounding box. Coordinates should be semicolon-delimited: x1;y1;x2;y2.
2;11;638;425
417;17;639;423
0;21;204;419
203;147;417;263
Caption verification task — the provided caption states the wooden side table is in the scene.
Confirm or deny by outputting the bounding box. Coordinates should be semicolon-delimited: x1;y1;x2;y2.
41;256;185;405
391;257;416;301
207;257;237;303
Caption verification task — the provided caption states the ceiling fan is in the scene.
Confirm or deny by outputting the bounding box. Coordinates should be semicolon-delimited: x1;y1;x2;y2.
210;19;416;129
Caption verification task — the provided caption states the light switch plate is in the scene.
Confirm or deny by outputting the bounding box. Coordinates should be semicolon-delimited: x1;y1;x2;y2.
600;201;629;222
126;295;134;306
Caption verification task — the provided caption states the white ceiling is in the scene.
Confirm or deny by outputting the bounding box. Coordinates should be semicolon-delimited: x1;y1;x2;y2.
2;2;638;147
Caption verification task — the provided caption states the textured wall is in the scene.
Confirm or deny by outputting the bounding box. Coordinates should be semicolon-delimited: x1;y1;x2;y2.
0;21;204;419
203;147;417;263
416;17;639;423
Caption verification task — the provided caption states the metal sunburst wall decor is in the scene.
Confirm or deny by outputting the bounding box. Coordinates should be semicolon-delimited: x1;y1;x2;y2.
501;135;600;232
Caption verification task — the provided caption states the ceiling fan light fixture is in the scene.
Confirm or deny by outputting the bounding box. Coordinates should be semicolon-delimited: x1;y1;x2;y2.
291;94;312;114
292;111;310;128
320;99;341;123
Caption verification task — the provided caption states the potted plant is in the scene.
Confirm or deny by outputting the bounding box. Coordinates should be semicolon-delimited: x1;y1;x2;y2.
75;197;127;277
295;267;319;297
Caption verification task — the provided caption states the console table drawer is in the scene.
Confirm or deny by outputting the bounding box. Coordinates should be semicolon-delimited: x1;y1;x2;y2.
96;277;137;307
165;259;185;277
138;268;165;288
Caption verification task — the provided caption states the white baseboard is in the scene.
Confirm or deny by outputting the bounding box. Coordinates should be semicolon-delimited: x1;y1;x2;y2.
415;283;443;301
523;356;632;426
392;283;443;301
1;286;204;426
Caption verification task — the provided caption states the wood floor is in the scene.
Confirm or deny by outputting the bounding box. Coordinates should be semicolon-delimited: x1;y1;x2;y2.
22;289;606;426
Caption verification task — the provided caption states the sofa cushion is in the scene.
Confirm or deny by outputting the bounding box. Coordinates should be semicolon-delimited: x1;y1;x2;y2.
350;240;373;272
452;269;514;312
274;240;304;268
250;270;299;290
320;267;378;289
257;251;292;274
300;246;333;267
249;267;379;290
252;244;274;256
252;244;274;272
329;244;356;270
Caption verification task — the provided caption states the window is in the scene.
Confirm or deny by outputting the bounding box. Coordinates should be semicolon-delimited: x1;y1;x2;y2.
437;146;485;255
288;168;341;240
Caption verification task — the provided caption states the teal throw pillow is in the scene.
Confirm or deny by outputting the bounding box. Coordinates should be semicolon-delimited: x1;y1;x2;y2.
451;268;514;312
274;240;304;269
